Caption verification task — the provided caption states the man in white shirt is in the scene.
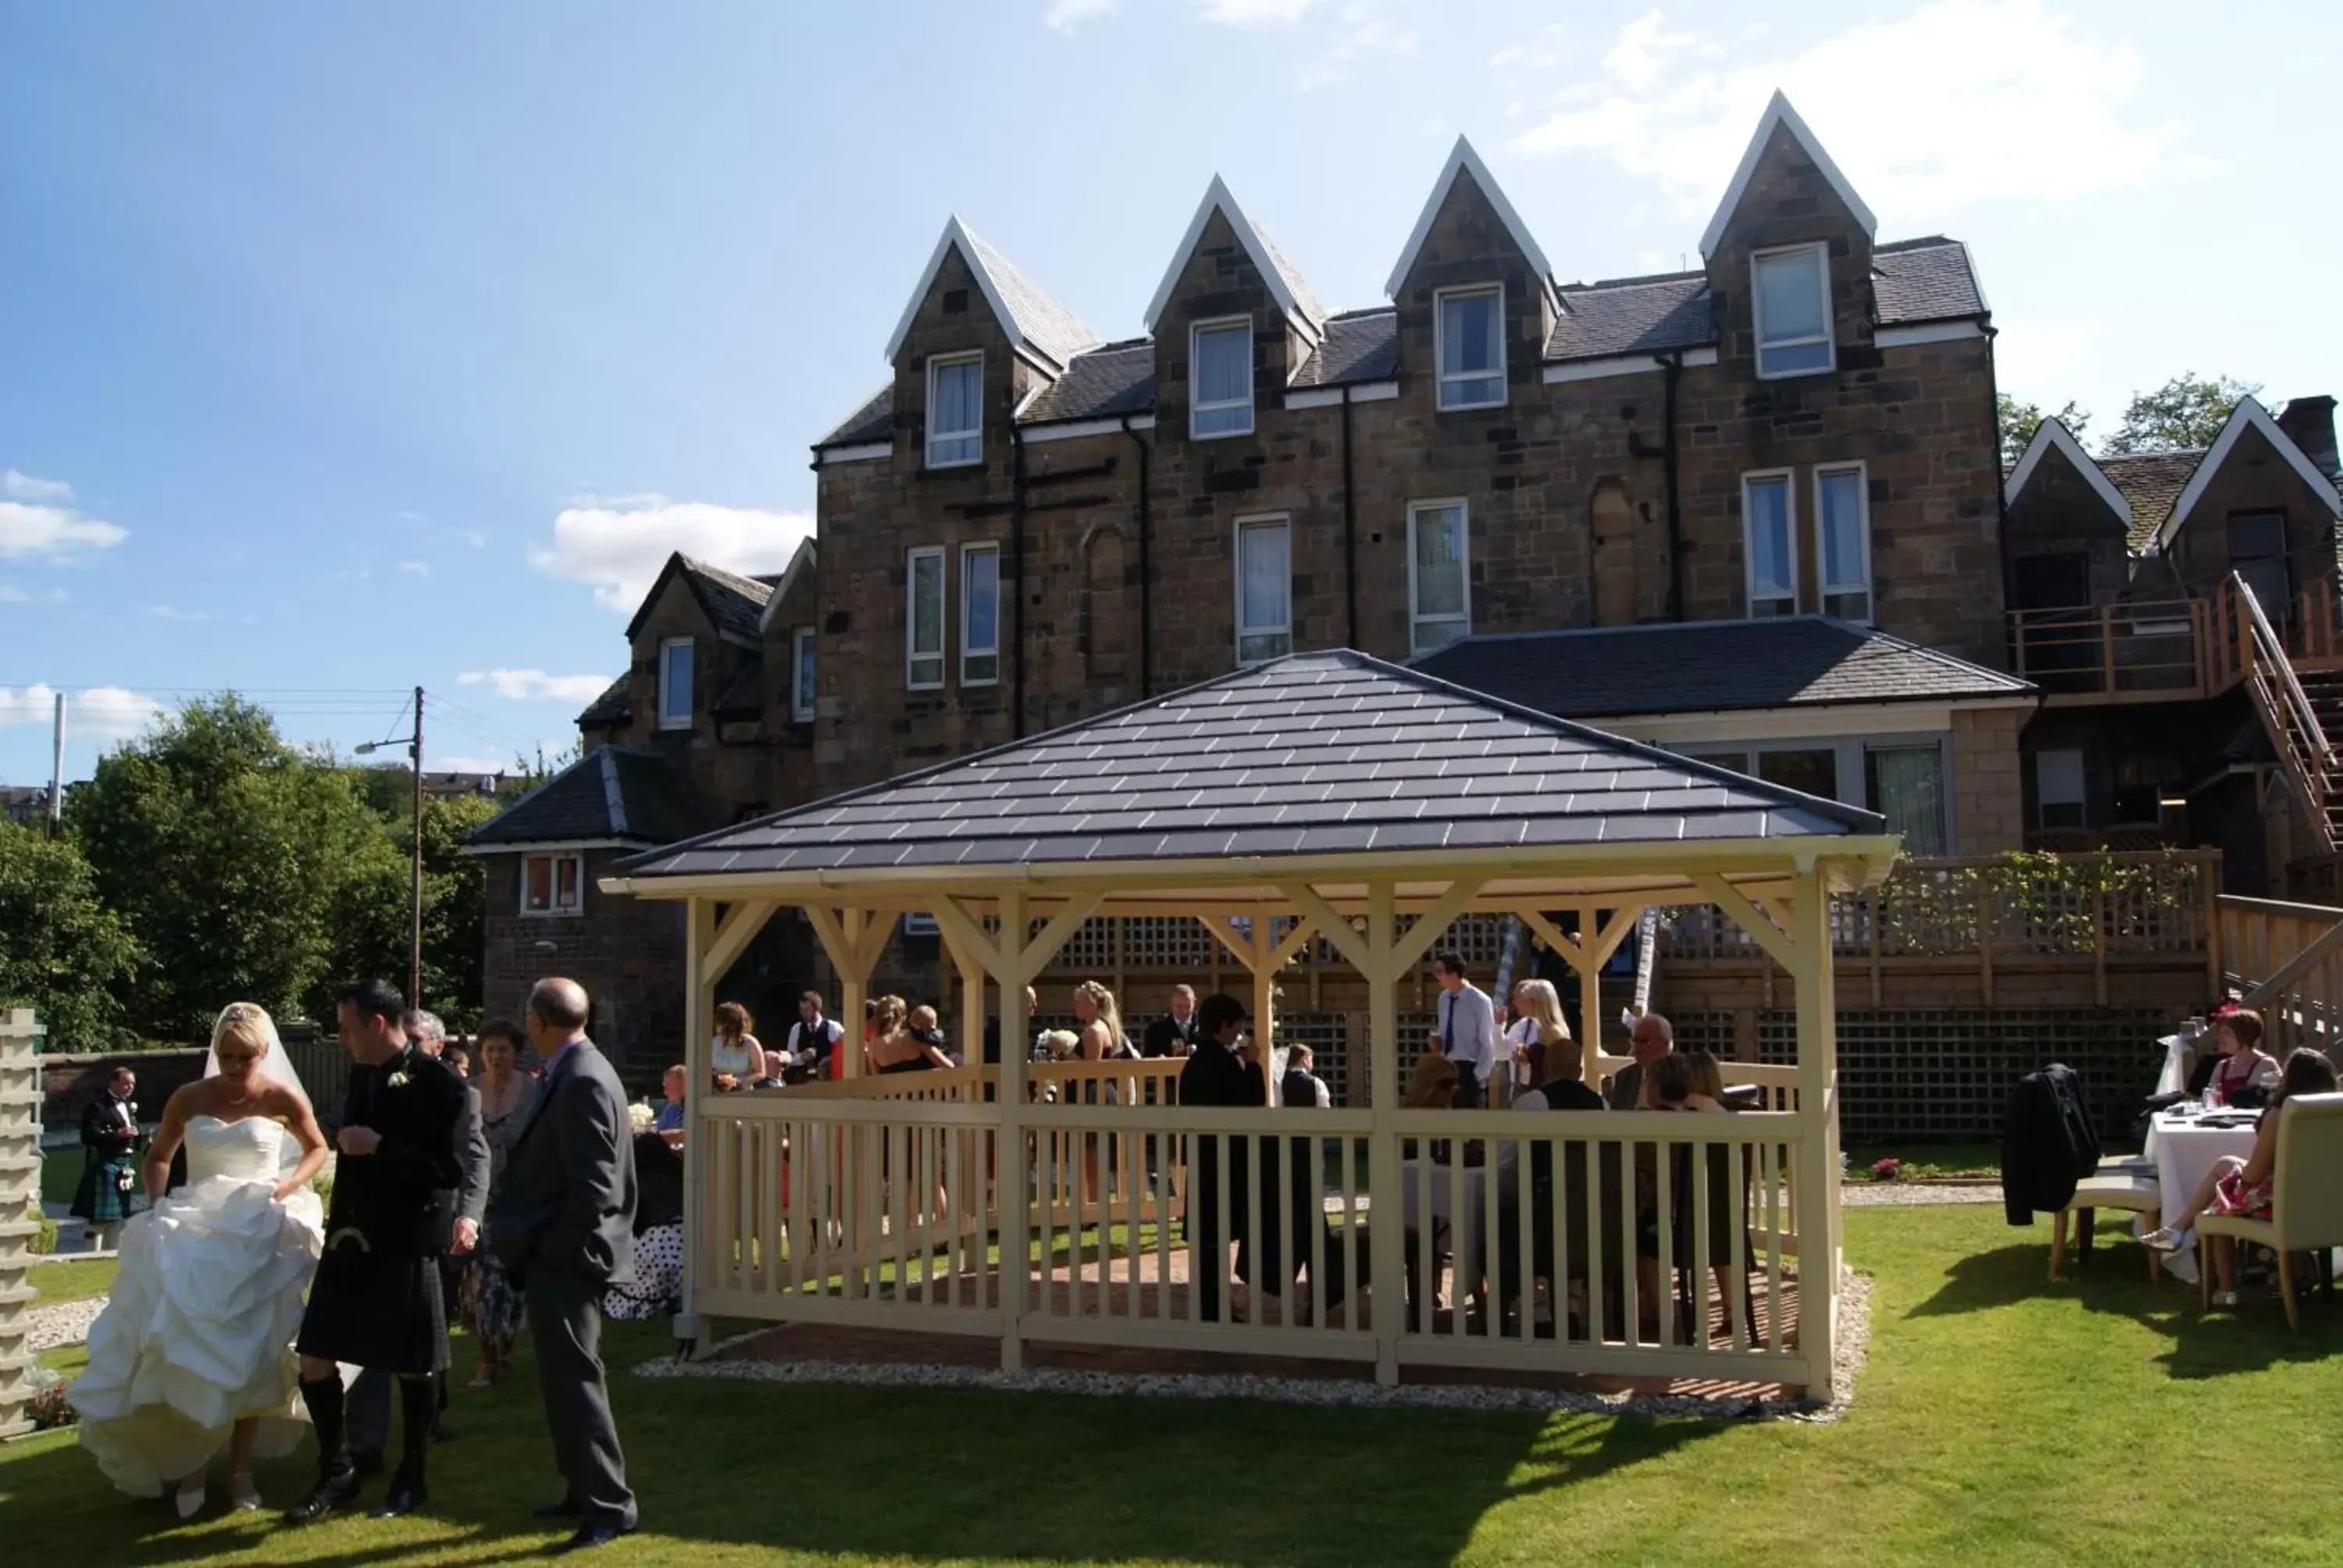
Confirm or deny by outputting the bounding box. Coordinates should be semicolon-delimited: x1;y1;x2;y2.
784;992;843;1082
1429;951;1495;1108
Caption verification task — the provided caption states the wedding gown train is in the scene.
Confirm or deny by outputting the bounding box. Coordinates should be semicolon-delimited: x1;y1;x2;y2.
75;1114;324;1497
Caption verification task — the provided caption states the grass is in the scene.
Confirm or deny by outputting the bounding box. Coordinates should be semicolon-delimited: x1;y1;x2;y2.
30;1258;118;1304
1846;1143;2006;1181
6;1206;2342;1566
39;1152;81;1208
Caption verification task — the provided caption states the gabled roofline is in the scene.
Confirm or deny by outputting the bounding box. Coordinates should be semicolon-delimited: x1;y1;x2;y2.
2005;416;2131;529
754;536;819;634
1143;176;1323;345
883;217;1082;376
1699;91;1877;259
1383;136;1556;305
2153;395;2343;551
621;551;696;642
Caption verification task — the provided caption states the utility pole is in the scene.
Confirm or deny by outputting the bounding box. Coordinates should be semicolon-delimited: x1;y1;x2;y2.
46;691;65;838
408;686;423;1007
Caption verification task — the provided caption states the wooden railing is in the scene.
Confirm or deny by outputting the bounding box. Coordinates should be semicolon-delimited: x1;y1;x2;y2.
2235;572;2341;856
692;1081;1810;1383
2214;893;2343;1056
2008;576;2343;707
1661;850;2220;1005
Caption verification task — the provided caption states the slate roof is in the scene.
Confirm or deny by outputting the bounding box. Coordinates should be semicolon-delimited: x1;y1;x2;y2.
1547;275;1715;362
712;657;765;718
961;228;1102;369
1292;308;1401;388
819;385;893;447
614;650;1883;882
1410;618;2034;720
467;747;710;850
1020;340;1157;425
2101;450;2206;553
576;675;630;729
1871;238;1986;323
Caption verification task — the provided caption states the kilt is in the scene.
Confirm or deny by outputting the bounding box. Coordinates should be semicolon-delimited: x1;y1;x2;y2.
297;1229;449;1374
70;1155;139;1224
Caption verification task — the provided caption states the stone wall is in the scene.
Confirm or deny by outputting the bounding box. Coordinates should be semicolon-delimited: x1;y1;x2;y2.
37;1049;207;1133
479;847;686;1091
2163;421;2337;604
1950;707;2025;853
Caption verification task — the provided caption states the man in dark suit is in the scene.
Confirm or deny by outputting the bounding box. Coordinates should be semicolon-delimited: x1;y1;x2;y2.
1179;993;1264;1323
491;977;640;1553
289;980;468;1523
1141;985;1199;1058
348;1014;490;1471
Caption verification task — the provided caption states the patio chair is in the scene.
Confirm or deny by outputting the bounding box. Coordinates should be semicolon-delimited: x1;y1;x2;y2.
2051;1171;2161;1281
2195;1092;2343;1330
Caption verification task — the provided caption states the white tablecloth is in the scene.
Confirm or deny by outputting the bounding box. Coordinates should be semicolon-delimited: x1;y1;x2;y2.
2142;1110;2259;1282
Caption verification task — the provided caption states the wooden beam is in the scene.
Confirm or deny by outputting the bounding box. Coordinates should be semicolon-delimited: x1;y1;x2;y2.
927;896;1004;980
1518;907;1584;971
1268;913;1321;970
698;899;779;989
1389;874;1490;974
1281;882;1381;978
1013;891;1105;985
1588;903;1642;968
1199;914;1258;972
1693;874;1800;972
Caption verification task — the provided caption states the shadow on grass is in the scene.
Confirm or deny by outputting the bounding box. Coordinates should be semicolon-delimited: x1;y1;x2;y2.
2;1317;1722;1568
1900;1237;2343;1381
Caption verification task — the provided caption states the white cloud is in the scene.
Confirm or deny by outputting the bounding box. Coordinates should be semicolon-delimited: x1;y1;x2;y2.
530;494;813;612
451;529;487;551
0;499;127;561
1490;23;1571;75
1045;0;1115;32
398;561;429;576
458;668;613;704
1508;2;2210;228
1201;0;1311;25
0;684;166;743
1300;3;1417;88
4;469;73;502
146;604;211;622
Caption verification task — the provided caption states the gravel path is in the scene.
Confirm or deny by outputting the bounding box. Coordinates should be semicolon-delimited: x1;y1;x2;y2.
25;1295;107;1354
1841;1181;2002;1207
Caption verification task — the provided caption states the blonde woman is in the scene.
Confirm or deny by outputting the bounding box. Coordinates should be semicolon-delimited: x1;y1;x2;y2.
1509;979;1572;1097
868;995;954;1074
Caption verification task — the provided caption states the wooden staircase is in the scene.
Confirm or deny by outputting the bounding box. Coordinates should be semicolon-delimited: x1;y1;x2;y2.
2235;572;2343;856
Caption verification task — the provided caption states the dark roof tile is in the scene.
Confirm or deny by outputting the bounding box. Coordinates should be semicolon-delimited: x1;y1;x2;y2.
1021;340;1157;424
2101;449;2206;553
1410;618;2032;718
1872;238;1986;324
818;385;893;447
1547;276;1715;362
466;747;710;850
1292;309;1400;388
576;675;629;729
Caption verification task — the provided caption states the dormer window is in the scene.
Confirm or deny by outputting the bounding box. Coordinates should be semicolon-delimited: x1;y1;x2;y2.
657;637;694;729
1752;244;1832;378
926;352;982;467
1190;319;1254;438
1435;285;1505;410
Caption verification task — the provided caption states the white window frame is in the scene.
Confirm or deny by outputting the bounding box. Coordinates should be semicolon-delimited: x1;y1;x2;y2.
960;541;1001;687
1742;469;1799;618
521;852;585;918
1434;283;1507;412
790;626;816;722
1232;513;1293;665
656;636;694;730
1813;461;1873;624
1189;316;1254;440
925;351;983;468
1751;242;1834;380
1406;498;1472;654
905;546;946;690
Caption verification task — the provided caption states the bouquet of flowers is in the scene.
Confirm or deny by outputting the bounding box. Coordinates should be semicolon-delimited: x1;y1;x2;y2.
626;1099;656;1135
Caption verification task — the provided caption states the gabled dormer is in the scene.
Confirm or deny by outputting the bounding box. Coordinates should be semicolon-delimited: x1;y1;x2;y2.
882;217;1100;474
1700;92;1878;382
1384;136;1556;415
2005;418;2134;537
1143;176;1325;441
2002;418;2135;609
622;552;775;739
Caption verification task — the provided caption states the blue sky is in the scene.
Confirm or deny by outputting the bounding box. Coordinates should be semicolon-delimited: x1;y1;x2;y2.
4;1;2338;783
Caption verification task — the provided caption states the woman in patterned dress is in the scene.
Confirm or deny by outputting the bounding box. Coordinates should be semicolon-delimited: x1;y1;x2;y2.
461;1019;535;1387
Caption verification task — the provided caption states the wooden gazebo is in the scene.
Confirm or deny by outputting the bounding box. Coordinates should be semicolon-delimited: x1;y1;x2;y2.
601;652;1895;1394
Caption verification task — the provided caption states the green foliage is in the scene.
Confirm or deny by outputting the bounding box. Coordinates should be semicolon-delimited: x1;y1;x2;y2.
68;696;394;1040
1876;849;2206;954
0;821;141;1051
31;1199;58;1256
324;789;498;1025
1995;394;2090;468
2102;372;2262;455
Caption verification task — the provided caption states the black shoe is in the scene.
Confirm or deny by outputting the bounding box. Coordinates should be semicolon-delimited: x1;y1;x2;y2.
430;1422;456;1445
284;1470;362;1525
370;1475;428;1519
555;1520;637;1553
533;1499;583;1520
350;1449;385;1478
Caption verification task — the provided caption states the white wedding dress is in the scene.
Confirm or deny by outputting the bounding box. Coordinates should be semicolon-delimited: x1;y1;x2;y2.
75;1115;325;1496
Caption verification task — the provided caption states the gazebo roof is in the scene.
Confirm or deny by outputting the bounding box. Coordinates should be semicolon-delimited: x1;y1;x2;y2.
609;652;1893;900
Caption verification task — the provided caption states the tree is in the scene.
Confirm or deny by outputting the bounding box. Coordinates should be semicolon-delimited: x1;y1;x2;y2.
1996;394;2090;468
324;788;497;1026
69;695;387;1042
2102;373;2262;455
0;821;142;1050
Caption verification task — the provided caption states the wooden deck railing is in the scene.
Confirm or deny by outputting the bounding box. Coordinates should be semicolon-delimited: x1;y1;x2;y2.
2234;572;2342;856
2214;893;2343;1056
2008;577;2343;707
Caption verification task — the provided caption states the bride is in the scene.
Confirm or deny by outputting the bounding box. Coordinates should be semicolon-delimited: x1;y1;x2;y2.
75;1003;331;1516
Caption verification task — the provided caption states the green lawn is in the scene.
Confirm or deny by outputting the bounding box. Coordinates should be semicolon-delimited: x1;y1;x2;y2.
31;1258;118;1304
39;1150;80;1207
5;1205;2341;1566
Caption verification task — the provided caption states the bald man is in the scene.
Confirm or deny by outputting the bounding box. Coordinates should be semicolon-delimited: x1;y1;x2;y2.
490;978;640;1550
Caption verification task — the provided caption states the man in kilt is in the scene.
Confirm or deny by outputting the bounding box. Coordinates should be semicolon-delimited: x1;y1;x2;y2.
287;979;467;1523
70;1066;144;1250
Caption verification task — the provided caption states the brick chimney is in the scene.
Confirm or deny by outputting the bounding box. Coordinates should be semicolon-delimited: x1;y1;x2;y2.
2277;395;2339;476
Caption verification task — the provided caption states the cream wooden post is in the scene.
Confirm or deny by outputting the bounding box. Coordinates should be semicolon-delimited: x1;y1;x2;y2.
1787;864;1840;1397
996;891;1031;1372
839;909;870;1078
677;900;718;1350
0;1009;42;1438
1364;880;1402;1386
1252;903;1280;1107
1517;905;1642;1083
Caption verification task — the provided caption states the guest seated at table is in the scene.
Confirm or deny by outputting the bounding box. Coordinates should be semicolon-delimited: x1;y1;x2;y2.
708;1001;761;1091
2199;1008;2281;1107
606;1128;686;1322
750;1049;790;1090
654;1064;687;1134
2142;1048;2338;1304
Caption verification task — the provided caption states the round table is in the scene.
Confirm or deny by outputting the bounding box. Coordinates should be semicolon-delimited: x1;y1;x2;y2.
2142;1110;2259;1283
